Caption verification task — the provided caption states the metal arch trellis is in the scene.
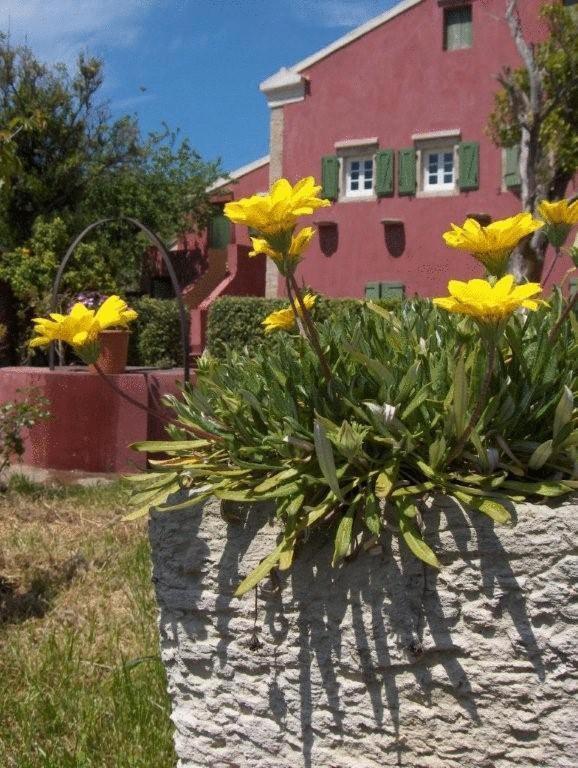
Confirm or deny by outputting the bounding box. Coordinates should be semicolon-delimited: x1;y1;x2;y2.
48;216;191;384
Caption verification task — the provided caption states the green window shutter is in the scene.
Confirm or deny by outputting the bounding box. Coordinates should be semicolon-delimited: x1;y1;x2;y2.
208;212;231;249
458;141;479;191
444;6;472;50
379;282;405;301
364;282;380;300
375;150;394;197
321;155;340;201
504;145;521;188
398;149;416;196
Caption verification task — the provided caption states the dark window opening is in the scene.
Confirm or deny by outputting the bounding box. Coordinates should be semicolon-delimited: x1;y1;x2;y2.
444;5;472;50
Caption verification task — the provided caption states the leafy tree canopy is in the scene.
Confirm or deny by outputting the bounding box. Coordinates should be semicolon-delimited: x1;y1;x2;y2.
0;34;222;304
487;3;578;205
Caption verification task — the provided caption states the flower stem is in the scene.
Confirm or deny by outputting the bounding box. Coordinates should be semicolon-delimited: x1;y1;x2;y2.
548;291;578;345
285;277;307;340
91;362;173;422
91;366;221;443
541;246;561;289
287;273;332;384
448;342;496;465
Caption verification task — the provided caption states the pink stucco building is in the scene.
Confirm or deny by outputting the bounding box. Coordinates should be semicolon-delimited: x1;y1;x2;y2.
212;0;576;302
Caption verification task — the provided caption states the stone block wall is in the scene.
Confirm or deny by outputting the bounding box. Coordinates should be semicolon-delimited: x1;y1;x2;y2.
149;496;578;768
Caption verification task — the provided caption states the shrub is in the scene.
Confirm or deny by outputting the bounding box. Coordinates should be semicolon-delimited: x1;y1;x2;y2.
206;295;400;356
0;388;50;480
127;297;183;368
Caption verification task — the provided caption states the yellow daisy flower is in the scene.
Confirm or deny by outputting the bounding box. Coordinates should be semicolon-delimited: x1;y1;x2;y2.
249;227;315;274
433;275;543;323
538;199;578;248
94;295;138;329
224;177;330;238
29;295;138;362
443;213;543;277
538;199;578;226
262;293;317;334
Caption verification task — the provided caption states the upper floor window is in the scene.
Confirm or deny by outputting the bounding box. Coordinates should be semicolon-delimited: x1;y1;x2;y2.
345;156;374;197
423;148;455;191
444;5;472;50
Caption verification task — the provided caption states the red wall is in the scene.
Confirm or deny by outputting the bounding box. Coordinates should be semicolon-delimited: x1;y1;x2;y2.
0;368;187;473
277;0;575;297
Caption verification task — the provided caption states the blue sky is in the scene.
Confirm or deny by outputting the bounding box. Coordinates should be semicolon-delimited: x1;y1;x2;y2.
0;0;395;173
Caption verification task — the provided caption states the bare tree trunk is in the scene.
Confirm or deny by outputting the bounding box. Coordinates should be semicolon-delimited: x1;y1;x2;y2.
504;0;549;280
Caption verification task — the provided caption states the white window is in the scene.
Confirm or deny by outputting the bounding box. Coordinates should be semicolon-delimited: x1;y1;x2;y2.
423;149;455;191
345;156;374;197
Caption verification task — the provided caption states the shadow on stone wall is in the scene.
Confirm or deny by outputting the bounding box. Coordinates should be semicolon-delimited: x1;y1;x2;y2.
150;496;562;768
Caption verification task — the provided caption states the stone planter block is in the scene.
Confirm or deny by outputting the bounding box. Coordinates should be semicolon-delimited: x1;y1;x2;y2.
149;497;578;768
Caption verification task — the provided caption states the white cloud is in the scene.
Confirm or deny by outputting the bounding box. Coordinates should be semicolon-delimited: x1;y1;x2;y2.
0;0;156;64
288;0;387;29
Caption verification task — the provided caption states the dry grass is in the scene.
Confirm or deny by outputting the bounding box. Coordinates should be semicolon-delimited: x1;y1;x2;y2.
0;475;174;768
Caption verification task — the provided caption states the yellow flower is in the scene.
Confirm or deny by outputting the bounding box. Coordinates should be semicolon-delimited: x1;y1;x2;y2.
29;295;137;362
249;227;315;274
433;275;543;323
443;213;543;276
537;199;578;248
94;295;138;329
538;199;578;226
224;177;330;238
262;293;317;334
30;303;99;349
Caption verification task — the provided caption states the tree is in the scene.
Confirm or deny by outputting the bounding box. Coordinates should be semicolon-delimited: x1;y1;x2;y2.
487;2;578;279
0;35;221;361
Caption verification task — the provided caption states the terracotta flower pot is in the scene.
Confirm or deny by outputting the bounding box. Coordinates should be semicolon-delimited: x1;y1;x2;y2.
90;329;130;375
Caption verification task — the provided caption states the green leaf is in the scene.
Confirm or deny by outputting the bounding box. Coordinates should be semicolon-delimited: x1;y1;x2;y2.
363;494;381;535
313;419;343;500
235;542;285;596
553;385;573;438
428;436;447;472
397;503;439;568
332;507;355;565
397;361;420;403
528;439;553;470
343;343;394;386
375;461;398;498
254;468;300;493
366;300;393;321
502;480;573;498
391;482;435;498
401;384;431;420
130;439;211;453
452;490;511;525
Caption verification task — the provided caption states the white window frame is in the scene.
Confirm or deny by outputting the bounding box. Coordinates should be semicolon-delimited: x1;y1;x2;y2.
423;148;456;191
413;131;460;198
344;155;375;198
334;139;379;201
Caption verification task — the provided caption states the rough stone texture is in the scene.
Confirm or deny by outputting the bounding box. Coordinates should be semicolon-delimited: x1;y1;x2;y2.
149;496;578;768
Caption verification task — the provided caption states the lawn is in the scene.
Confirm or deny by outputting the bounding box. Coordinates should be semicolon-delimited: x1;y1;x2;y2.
0;476;175;768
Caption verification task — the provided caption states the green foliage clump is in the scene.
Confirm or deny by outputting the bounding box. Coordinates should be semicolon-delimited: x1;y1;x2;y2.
128;298;183;368
0;35;221;361
206;295;399;356
487;3;578;198
129;296;578;593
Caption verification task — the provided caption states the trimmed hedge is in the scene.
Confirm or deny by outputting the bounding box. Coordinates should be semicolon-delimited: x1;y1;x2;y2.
206;295;400;357
128;297;183;368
